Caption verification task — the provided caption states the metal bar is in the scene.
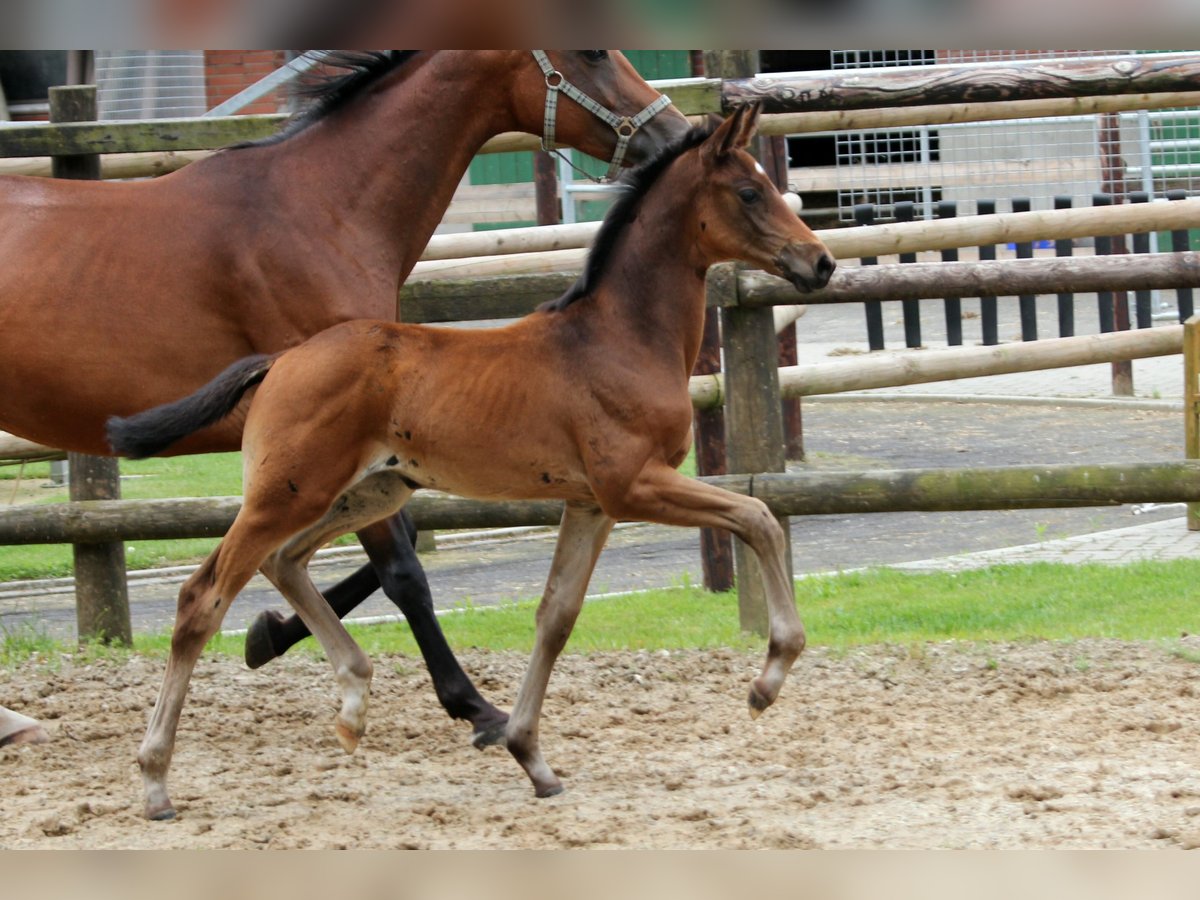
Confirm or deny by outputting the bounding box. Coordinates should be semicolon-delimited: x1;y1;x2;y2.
895;201;922;348
203;51;330;117
1054;196;1076;337
937;200;962;346
1013;197;1039;341
855;204;885;351
977;199;999;346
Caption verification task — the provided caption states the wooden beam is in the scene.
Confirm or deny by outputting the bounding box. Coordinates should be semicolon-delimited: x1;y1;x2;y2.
688;325;1183;410
7;461;1200;545
409;197;1200;278
736;252;1200;308
722;53;1200;114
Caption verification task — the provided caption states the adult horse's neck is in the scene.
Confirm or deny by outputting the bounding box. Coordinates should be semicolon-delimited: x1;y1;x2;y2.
235;52;513;294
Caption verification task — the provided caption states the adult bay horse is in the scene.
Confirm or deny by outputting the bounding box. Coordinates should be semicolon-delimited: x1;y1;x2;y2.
109;104;836;817
0;51;688;746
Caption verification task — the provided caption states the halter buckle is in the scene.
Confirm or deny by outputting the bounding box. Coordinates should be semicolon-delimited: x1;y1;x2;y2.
545;71;564;90
614;117;637;138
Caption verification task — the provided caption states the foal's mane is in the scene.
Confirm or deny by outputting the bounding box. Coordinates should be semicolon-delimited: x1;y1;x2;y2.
539;121;716;313
229;51;420;150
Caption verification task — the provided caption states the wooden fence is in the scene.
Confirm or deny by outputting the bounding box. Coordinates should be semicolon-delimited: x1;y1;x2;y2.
4;53;1200;638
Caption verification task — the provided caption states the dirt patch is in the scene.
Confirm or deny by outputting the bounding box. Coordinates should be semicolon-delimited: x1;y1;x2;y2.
3;640;1200;849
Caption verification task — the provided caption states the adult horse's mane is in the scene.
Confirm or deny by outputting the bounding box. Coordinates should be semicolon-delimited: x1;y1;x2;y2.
230;51;420;150
540;120;716;313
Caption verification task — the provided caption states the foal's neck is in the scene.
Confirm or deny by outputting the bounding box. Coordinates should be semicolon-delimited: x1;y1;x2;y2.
266;52;513;284
597;187;711;375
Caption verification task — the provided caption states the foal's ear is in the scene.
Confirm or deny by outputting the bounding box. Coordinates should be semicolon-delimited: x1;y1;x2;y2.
701;103;762;166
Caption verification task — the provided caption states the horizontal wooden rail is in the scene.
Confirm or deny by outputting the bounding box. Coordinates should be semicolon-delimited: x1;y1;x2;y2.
4;461;1200;544
736;251;1200;308
688;325;1183;409
1;54;1195;163
10;91;1200;182
410;197;1200;279
722;52;1200;114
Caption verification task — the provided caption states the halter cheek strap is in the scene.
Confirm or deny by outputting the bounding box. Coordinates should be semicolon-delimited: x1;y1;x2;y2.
532;50;673;182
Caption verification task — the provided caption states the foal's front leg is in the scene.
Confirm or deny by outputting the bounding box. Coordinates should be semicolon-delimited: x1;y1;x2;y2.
507;502;614;797
606;463;805;717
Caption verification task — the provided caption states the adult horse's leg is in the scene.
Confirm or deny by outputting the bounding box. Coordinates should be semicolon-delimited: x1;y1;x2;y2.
245;511;509;747
506;502;614;797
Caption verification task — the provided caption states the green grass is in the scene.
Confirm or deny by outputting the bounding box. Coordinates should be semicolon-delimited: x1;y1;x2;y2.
12;559;1199;668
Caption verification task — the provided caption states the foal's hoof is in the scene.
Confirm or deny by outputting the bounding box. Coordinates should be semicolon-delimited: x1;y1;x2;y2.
145;802;177;821
748;679;773;720
535;781;565;799
0;724;50;747
244;610;286;669
471;719;509;750
335;718;364;755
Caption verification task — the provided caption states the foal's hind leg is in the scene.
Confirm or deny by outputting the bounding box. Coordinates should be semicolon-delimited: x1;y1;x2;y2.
138;526;281;820
507;502;613;797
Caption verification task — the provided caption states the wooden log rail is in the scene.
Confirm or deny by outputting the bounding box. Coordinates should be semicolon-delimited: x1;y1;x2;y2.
5;461;1200;545
410;196;1200;277
398;252;1200;325
0;52;1196;177
688;326;1185;410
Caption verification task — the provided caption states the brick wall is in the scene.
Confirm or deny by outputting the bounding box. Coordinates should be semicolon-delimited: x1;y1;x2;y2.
204;50;287;114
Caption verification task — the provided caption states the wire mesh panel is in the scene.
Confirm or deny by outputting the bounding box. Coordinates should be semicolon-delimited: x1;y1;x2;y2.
95;51;207;120
827;50;1200;222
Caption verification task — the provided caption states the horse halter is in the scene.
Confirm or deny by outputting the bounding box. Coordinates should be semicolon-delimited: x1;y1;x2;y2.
532;50;673;183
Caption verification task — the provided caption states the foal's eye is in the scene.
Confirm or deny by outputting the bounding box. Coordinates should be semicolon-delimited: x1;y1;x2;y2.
738;187;761;205
581;50;609;63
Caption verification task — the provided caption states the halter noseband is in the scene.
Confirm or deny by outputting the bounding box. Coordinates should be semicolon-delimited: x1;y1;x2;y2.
532;50;673;183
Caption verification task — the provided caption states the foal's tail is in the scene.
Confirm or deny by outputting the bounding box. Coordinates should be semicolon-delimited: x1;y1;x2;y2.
106;354;277;459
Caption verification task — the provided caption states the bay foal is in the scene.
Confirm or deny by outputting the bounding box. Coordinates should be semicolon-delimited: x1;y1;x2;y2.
109;104;835;817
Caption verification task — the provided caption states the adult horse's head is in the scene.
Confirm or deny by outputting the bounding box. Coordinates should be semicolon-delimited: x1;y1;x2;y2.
691;103;836;292
509;51;691;178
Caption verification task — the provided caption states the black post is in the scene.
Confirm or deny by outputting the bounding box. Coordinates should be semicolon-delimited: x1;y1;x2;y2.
1168;189;1195;321
937;200;962;346
856;204;884;350
977;199;999;346
1012;197;1038;341
1093;193;1116;333
895;201;921;348
1129;192;1154;329
1053;195;1075;337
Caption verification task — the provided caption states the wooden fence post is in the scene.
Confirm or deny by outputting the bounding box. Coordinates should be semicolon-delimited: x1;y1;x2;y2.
50;85;132;645
1185;315;1200;531
718;263;793;636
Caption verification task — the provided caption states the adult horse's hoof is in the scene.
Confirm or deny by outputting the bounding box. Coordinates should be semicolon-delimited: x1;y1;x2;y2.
335;718;364;755
535;782;565;799
244;610;286;669
471;719;509;750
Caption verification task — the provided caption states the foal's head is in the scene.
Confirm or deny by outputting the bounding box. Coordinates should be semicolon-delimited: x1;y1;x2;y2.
687;104;836;292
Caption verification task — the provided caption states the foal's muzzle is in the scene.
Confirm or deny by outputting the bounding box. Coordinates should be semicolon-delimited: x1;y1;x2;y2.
776;244;837;293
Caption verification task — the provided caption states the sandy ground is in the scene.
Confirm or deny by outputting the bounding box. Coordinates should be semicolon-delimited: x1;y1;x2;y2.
3;639;1200;849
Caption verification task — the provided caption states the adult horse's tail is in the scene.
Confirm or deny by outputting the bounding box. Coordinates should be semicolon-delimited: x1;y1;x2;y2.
107;354;276;459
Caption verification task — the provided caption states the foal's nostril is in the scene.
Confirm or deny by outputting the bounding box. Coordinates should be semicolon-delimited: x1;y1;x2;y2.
815;253;836;286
